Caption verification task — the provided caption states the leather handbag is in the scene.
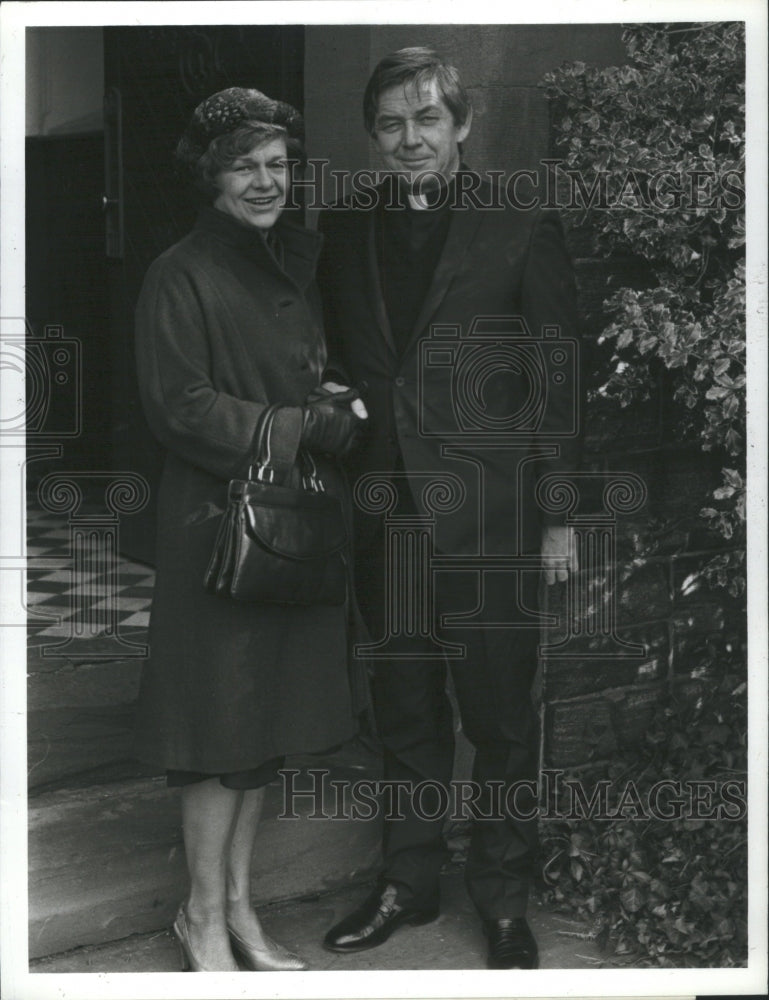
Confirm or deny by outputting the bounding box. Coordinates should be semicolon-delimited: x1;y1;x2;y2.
204;404;348;605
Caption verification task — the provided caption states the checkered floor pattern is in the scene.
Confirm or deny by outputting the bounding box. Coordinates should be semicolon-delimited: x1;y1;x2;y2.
27;506;155;647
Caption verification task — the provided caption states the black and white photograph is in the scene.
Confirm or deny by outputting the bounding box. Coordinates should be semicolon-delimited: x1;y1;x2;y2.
1;2;766;998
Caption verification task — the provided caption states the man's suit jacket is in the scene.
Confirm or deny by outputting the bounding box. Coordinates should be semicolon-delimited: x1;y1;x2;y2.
318;176;581;557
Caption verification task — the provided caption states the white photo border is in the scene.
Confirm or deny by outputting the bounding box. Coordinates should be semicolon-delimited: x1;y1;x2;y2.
1;2;766;998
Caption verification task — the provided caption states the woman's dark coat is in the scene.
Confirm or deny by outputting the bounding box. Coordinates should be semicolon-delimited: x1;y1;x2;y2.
133;206;359;773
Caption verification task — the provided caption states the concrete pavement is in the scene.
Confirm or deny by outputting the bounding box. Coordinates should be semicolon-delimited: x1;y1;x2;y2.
31;872;609;973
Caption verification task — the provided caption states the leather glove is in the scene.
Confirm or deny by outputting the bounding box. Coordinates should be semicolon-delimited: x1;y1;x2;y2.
305;385;359;406
301;388;366;458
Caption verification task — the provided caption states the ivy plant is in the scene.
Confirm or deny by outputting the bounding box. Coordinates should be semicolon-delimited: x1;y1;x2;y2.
542;23;746;593
539;670;747;967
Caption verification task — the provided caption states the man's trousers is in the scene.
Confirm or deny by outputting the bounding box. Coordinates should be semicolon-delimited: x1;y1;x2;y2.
354;508;541;920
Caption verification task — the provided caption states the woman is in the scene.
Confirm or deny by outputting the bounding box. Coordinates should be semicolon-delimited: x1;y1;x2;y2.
133;88;366;973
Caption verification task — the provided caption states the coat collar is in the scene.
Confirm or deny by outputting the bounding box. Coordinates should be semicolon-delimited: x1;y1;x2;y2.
195;205;322;291
367;170;486;356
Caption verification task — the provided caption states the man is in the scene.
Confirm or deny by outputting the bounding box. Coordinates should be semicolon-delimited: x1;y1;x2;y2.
317;47;579;969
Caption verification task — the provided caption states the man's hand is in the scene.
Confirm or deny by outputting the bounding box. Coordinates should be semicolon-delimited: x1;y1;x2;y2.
321;381;369;420
541;525;578;585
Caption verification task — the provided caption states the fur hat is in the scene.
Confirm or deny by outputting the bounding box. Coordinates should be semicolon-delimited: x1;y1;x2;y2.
176;87;304;166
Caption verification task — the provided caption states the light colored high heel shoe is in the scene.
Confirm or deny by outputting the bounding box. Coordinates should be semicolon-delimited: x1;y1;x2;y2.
172;905;204;972
227;924;309;971
173;905;239;972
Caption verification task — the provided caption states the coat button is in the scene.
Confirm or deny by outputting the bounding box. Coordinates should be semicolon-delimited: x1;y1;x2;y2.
394;376;405;387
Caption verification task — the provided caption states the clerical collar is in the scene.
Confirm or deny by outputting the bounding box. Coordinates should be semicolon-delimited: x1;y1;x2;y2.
407;189;438;211
406;173;457;210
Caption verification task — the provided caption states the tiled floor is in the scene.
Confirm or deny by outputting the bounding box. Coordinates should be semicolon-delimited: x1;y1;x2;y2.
26;505;154;647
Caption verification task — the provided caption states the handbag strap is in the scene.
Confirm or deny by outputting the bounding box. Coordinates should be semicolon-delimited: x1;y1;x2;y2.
250;405;305;485
251;404;281;474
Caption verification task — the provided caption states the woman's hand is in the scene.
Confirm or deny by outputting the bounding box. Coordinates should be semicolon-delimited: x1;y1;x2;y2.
301;384;368;458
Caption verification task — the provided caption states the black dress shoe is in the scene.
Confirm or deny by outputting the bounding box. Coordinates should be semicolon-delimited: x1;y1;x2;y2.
323;883;439;953
485;918;539;969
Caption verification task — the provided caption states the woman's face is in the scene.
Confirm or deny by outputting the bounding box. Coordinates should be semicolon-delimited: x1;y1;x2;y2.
213;136;289;230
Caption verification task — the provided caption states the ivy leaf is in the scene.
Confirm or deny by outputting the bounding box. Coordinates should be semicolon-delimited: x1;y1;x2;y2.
700;724;730;745
649;878;673;901
691;114;714;132
620;886;647;913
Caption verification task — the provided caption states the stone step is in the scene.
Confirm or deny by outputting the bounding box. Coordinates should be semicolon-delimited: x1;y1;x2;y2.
27;704;152;791
27;654;143;710
27;654;147;791
28;746;381;959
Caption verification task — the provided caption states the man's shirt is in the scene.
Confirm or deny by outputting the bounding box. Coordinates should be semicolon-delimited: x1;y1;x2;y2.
374;178;454;357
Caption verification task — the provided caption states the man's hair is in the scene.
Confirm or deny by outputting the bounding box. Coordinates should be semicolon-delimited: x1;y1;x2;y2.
363;47;471;135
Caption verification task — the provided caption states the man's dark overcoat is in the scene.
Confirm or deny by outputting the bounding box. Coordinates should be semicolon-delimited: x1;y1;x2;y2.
133;206;359;774
319;177;580;558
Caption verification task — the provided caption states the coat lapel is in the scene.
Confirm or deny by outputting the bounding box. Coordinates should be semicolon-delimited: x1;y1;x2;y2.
407;201;484;352
195;207;322;292
365;212;398;359
274;217;323;292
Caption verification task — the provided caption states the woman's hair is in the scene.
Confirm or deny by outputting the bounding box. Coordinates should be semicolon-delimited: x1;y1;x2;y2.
191;121;304;201
363;46;471;136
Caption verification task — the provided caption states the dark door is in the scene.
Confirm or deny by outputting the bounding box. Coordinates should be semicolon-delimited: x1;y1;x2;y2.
26;133;111;478
104;25;305;563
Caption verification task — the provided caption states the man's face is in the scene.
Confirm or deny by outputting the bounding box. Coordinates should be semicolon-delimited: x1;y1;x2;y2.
371;78;471;190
